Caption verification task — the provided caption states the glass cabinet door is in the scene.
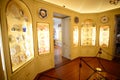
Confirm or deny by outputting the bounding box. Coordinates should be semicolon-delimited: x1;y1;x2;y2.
99;26;110;47
37;23;50;55
81;19;96;46
6;1;34;72
73;26;78;47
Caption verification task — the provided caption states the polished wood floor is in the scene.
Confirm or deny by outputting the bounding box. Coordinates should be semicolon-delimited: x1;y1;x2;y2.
35;46;120;80
35;57;120;80
54;46;71;68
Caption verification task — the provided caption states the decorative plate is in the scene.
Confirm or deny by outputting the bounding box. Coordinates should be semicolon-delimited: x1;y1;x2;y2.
101;16;109;23
74;17;79;23
19;9;24;17
38;8;47;18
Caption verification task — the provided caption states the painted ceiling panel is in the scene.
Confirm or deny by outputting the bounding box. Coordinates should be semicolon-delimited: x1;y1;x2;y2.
43;0;120;13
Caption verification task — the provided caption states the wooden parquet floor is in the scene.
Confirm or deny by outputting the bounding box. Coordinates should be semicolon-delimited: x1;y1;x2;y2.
54;46;71;68
35;57;120;80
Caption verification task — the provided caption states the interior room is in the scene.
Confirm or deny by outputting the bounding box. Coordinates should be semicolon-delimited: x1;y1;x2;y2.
0;0;120;80
53;17;63;67
53;17;70;68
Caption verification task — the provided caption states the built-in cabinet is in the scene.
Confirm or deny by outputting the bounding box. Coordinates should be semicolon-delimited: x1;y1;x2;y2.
99;26;110;47
37;23;50;55
73;26;78;47
81;19;96;46
6;0;34;72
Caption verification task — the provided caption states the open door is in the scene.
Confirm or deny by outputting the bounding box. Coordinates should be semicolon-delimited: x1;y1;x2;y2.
62;17;71;59
53;13;71;67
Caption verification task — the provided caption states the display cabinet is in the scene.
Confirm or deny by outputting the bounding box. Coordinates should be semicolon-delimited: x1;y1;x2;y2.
73;26;78;47
6;1;34;72
99;26;110;47
37;23;50;55
81;19;96;46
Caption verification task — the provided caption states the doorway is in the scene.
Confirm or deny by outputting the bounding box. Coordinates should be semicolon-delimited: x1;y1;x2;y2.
114;14;120;62
53;13;71;68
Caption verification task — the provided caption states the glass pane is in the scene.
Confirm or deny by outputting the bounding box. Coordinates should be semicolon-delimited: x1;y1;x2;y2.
81;19;96;46
37;23;50;54
73;26;78;47
6;1;34;72
99;26;109;47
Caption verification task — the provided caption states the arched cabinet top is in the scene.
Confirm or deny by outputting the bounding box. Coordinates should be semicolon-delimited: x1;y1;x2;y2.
6;0;34;72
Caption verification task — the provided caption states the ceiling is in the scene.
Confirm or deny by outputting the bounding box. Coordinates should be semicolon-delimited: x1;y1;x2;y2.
43;0;120;13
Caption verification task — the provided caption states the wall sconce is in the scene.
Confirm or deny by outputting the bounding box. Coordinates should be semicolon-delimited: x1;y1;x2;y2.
109;0;120;5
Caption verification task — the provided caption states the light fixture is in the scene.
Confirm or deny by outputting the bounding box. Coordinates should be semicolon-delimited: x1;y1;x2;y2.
96;67;102;72
109;0;120;5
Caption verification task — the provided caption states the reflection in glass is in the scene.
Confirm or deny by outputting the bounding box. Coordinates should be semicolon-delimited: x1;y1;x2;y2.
99;26;109;47
6;1;34;72
37;23;50;54
73;26;78;47
81;19;96;46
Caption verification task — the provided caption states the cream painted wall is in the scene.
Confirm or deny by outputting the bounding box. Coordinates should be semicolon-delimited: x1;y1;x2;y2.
0;0;120;80
78;9;120;60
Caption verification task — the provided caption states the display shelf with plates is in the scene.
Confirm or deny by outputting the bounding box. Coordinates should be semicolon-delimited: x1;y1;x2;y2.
73;26;78;47
99;26;110;47
81;19;96;46
37;23;50;55
6;1;34;72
